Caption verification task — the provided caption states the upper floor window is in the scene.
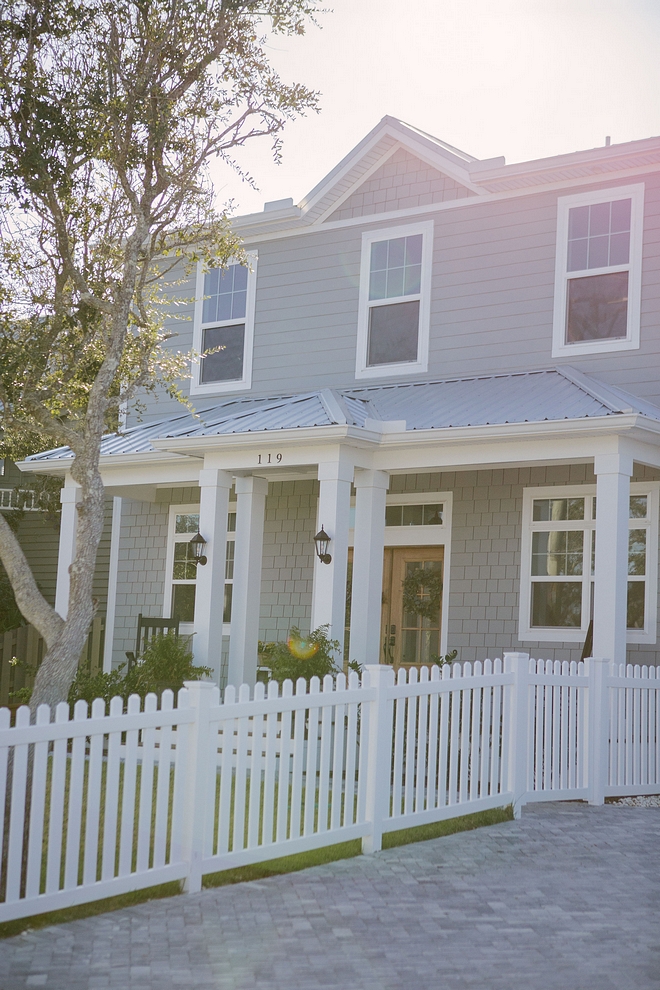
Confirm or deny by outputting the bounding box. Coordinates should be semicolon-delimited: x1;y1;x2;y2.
355;221;433;379
192;254;257;395
552;185;644;358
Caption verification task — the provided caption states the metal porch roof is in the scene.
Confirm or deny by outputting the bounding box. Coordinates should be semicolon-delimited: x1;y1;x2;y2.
26;368;660;462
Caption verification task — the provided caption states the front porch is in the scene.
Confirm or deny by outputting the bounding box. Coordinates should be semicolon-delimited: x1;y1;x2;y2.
26;369;660;685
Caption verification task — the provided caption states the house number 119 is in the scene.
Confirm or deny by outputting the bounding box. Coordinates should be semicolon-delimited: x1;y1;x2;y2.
257;453;283;464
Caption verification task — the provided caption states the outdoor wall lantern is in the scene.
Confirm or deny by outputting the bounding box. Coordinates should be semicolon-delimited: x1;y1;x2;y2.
190;531;208;566
314;526;332;565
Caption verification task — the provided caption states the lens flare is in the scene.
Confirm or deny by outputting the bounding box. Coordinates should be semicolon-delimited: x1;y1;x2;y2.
287;635;319;660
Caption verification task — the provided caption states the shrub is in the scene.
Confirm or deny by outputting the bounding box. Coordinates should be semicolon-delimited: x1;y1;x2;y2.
259;625;360;685
68;632;212;708
127;633;212;699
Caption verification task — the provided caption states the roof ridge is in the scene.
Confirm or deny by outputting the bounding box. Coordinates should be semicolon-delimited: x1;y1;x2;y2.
555;366;633;414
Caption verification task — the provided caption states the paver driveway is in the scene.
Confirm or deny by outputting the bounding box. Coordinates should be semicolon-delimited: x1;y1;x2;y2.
1;802;659;990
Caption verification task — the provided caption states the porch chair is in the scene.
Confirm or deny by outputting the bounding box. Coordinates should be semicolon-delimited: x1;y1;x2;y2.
125;613;180;669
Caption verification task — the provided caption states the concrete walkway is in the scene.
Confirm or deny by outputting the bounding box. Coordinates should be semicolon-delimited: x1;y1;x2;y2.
1;803;659;990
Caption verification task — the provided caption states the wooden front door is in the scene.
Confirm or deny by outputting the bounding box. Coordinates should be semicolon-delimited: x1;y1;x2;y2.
381;547;445;669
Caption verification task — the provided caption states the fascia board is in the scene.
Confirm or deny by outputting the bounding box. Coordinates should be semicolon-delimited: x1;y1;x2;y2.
15;457;74;476
298;122;482;221
388;118;477;165
152;424;378;453
17;450;201;478
471;137;660;186
239;161;660;245
369;414;651;450
154;413;660;457
233;205;302;228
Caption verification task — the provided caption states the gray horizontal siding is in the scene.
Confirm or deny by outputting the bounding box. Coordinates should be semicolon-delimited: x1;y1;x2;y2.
0;465;112;616
127;167;660;424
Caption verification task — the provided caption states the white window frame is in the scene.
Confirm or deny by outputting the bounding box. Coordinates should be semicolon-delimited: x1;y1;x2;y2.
552;183;644;358
519;483;659;644
164;503;236;636
348;490;453;657
355;221;434;380
191;252;258;395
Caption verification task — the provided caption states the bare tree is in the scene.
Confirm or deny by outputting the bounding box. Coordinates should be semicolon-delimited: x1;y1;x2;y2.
0;0;321;708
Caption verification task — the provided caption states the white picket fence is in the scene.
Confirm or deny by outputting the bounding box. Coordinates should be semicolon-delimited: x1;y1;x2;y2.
1;653;659;923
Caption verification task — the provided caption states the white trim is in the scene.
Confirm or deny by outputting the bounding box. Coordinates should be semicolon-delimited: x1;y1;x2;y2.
190;253;258;396
237;166;660;246
164;502;237;638
552;184;645;358
355;220;434;380
103;497;123;672
518;482;659;645
298;121;481;218
164;503;200;636
314;143;403;225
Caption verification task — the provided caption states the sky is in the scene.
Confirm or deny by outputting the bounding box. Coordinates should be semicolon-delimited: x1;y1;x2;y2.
209;0;660;217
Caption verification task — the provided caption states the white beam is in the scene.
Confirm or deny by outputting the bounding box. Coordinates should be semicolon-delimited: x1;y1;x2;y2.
54;477;81;619
349;470;389;667
593;449;633;663
103;497;123;672
193;468;232;682
227;476;269;688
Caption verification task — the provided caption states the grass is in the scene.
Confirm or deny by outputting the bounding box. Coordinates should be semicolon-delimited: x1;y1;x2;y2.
0;803;514;938
0;881;181;939
381;804;514;849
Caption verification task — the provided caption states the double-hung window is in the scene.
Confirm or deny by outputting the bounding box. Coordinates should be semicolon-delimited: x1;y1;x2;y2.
355;221;433;379
192;254;257;394
519;484;659;644
165;505;236;630
552;185;644;357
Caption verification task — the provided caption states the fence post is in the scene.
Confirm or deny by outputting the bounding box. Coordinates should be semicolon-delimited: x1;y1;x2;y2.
586;657;609;806
361;663;395;854
180;680;216;893
504;652;530;819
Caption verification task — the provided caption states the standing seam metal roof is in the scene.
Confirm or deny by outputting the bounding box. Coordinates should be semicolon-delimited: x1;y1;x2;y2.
26;369;660;461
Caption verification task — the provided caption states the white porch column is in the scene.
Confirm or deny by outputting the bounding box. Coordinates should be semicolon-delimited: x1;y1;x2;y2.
593;450;633;664
349;470;389;666
193;468;232;681
227;475;268;688
55;476;82;619
102;496;123;672
310;458;353;644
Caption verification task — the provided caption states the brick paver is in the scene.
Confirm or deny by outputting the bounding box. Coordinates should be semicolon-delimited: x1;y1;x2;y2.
1;803;659;989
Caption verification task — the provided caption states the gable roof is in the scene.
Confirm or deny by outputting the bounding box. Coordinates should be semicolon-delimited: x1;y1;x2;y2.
234;117;489;235
26;369;660;463
233;118;660;238
298;116;484;222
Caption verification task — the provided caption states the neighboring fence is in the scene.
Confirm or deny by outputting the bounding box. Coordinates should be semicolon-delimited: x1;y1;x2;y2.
0;489;40;511
0;616;105;707
1;653;659;923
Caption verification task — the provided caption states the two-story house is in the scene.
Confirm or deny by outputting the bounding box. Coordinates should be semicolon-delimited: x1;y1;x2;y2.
23;116;660;687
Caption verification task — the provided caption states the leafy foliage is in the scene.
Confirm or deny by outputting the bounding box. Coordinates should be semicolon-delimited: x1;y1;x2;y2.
259;625;359;685
0;0;323;706
0;567;23;634
68;632;211;707
401;569;443;621
429;649;458;667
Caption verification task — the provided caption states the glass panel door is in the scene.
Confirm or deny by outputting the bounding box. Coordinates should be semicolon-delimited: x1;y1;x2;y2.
384;547;444;668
